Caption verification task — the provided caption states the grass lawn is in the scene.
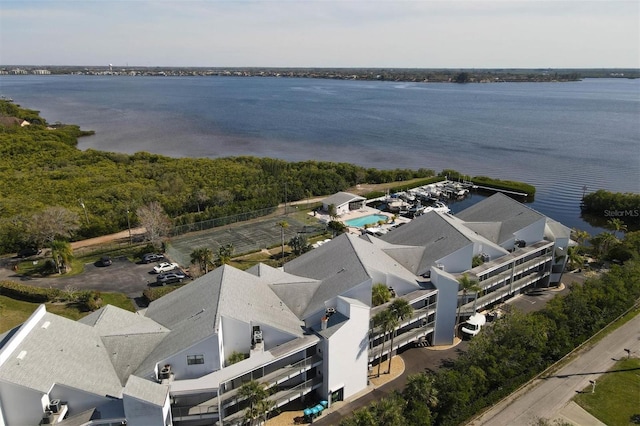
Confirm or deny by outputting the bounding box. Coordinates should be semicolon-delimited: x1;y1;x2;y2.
0;292;136;333
574;357;640;426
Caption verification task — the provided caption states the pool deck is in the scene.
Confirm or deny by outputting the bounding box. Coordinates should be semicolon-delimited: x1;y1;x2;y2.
310;206;411;235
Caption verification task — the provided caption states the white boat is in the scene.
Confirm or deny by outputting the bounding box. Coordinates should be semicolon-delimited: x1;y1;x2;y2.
424;201;450;214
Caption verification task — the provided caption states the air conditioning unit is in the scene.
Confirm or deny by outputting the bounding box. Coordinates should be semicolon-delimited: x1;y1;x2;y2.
253;329;263;344
159;365;171;380
42;411;53;425
48;399;61;413
325;307;336;316
436;263;445;270
480;253;491;262
515;239;526;248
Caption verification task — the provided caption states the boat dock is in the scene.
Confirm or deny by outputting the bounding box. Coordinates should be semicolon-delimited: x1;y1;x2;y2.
472;184;529;198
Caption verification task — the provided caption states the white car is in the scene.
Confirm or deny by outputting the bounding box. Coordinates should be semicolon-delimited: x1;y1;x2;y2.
461;313;487;338
152;262;179;274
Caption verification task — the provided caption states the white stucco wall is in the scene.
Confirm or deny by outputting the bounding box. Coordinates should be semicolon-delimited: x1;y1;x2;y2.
513;219;546;247
123;394;169;426
164;334;219;380
221;316;250;363
437;244;473;273
342;279;374;308
49;383;115;418
0;381;44;426
430;269;459;346
322;298;370;403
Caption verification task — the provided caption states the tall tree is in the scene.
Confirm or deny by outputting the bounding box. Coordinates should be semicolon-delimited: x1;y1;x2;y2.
288;234;310;256
276;220;289;265
28;206;80;248
606;218;628;239
373;309;398;378
328;203;338;220
372;283;391;307
456;273;481;338
50;239;73;274
217;243;234;266
386;299;414;373
190;247;214;274
136;201;172;249
238;380;272;426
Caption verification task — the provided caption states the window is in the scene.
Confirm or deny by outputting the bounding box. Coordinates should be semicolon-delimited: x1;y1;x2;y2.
187;355;204;365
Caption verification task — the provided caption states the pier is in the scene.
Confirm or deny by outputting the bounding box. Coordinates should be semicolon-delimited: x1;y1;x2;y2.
472;184;529;198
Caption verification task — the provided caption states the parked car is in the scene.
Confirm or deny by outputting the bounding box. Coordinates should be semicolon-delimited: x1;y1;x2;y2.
141;253;164;264
156;271;186;285
461;313;487;338
98;256;113;267
152;262;179;274
17;247;41;258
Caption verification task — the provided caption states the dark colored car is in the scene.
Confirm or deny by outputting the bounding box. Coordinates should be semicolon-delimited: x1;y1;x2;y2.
98;256;112;267
156;271;186;285
141;253;164;264
17;247;41;258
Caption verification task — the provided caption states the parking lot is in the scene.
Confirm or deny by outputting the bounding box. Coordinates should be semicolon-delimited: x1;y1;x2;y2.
0;255;179;307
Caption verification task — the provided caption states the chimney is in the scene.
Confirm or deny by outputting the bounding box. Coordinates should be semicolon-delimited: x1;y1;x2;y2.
321;316;328;330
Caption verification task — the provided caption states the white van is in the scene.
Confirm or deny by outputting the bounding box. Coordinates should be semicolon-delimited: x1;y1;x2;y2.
461;313;487;338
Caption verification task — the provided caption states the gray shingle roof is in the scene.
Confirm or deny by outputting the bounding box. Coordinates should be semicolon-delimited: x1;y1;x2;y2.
322;192;365;208
124;375;169;406
138;265;305;377
455;193;545;244
285;234;422;318
380;212;472;275
0;313;123;397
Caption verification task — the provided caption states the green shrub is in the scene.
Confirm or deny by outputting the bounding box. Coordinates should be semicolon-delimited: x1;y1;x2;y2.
0;281;61;303
77;290;102;312
143;285;184;303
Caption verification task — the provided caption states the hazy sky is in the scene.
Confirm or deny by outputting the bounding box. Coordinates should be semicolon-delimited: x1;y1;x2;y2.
1;0;638;68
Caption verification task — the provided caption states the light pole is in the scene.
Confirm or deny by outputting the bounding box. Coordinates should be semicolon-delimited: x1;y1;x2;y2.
79;199;89;225
589;380;596;393
126;210;132;245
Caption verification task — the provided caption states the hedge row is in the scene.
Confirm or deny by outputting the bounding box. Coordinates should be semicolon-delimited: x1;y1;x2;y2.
142;285;184;304
0;280;61;303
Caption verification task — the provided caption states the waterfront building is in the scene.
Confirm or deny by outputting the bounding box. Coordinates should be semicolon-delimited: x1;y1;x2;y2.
0;193;569;425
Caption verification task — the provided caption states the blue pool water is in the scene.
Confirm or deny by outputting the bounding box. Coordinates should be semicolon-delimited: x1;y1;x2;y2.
345;214;389;228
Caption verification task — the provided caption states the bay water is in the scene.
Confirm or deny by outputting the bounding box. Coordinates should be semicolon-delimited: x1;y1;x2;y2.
1;75;638;234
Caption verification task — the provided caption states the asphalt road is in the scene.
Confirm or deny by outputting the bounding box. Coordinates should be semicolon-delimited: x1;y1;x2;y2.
468;312;640;426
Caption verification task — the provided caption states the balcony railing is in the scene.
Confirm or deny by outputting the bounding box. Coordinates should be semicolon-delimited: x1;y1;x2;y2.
476;254;552;292
369;325;435;362
220;376;323;426
459;271;550;315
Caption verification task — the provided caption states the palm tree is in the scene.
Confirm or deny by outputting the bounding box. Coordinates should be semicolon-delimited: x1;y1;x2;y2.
276;221;288;265
386;299;414;373
606;218;628;239
50;239;73;274
217;243;234;266
403;373;439;409
455;273;481;338
190;247;214;274
239;380;272;426
590;232;618;261
571;228;590;247
566;246;585;271
372;283;391;306
373;310;398;378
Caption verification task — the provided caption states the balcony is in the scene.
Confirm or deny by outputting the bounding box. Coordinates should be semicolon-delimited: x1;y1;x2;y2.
172;353;322;422
220;376;323;426
369;324;435;363
459;271;550;315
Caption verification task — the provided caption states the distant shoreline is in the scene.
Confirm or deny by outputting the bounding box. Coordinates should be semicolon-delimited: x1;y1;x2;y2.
1;66;639;82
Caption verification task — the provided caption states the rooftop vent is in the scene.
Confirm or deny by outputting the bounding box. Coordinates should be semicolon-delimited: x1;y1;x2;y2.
252;326;263;344
325;307;336;317
48;399;61;413
436;263;445;271
480;253;491;262
515;239;526;248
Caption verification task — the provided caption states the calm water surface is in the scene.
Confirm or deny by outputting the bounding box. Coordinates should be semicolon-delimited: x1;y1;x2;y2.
1;76;638;233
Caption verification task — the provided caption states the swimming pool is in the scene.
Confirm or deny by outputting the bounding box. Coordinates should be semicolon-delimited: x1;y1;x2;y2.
345;214;389;228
